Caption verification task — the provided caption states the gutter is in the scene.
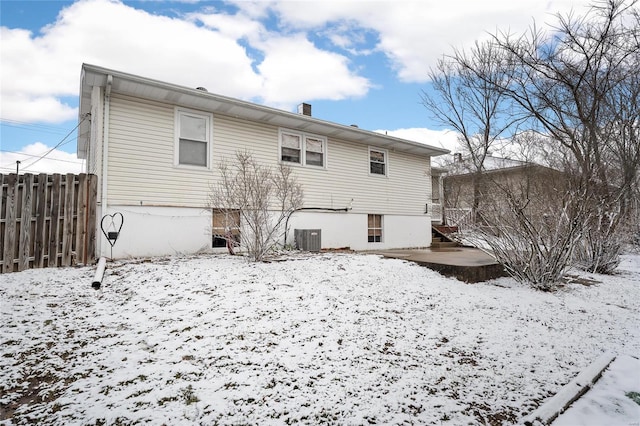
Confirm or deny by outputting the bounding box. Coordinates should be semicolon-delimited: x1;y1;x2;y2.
80;64;450;158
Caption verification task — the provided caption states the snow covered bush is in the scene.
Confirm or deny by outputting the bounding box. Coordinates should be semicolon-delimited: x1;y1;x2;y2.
209;150;303;261
573;204;631;274
461;167;587;291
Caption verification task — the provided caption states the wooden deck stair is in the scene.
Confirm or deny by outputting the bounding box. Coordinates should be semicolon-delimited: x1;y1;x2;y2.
431;225;460;249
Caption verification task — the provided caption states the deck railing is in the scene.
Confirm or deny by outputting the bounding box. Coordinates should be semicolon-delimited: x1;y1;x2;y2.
444;207;473;230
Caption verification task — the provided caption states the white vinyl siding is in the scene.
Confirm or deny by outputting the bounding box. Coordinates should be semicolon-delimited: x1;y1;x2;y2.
106;93;432;214
108;95;212;206
291;139;431;215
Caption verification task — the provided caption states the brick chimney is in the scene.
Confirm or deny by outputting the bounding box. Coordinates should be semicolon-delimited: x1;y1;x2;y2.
297;103;312;116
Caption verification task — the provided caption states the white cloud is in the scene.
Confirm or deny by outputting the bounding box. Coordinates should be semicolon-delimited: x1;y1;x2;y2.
0;94;77;123
2;0;597;178
265;0;592;82
189;9;264;40
191;8;371;107
1;0;373;126
1;143;84;175
255;34;371;105
1;0;263;124
0;0;593;133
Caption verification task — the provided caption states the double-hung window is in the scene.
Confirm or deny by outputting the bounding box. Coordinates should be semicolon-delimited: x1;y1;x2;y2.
369;148;387;176
368;214;383;243
176;108;212;168
305;136;325;167
281;132;302;164
280;129;326;168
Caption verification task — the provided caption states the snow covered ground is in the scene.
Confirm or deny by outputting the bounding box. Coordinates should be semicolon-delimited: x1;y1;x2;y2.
554;354;640;425
1;251;638;425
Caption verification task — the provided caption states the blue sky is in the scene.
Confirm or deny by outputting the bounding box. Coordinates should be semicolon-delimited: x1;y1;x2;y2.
0;0;590;174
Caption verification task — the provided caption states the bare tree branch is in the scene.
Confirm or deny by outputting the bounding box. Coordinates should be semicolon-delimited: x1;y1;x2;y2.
209;150;304;261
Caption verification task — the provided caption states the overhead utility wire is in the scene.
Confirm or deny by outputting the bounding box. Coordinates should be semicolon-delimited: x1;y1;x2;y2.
0;133;87;170
0;150;83;164
18;114;89;172
0;118;70;135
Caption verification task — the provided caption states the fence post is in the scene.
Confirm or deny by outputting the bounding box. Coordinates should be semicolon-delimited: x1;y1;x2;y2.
18;174;34;272
48;174;61;267
2;174;18;273
0;174;4;271
34;174;47;268
76;174;87;265
86;174;98;263
0;173;7;273
61;173;75;266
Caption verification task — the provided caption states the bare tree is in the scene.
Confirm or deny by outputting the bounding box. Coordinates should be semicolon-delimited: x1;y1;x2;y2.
475;0;640;273
432;0;638;287
422;40;523;222
209;150;303;261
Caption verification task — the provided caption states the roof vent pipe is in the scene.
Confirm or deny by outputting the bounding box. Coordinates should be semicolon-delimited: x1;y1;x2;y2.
297;103;311;116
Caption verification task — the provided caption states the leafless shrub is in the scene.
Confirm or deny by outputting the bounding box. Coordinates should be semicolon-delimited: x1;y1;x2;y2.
462;166;587;290
573;198;629;274
209;150;303;261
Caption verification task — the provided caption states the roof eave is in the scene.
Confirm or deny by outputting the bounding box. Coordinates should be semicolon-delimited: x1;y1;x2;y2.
77;64;450;158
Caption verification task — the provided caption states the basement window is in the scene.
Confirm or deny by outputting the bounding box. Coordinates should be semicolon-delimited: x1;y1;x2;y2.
212;209;240;248
175;108;212;168
368;214;383;243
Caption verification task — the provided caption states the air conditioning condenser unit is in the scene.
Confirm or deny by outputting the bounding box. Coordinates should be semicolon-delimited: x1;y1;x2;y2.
294;229;321;252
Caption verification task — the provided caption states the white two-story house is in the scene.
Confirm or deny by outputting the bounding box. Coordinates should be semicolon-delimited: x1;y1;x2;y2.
77;64;448;258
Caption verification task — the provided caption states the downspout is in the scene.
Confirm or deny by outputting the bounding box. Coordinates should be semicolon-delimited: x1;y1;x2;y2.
100;74;112;258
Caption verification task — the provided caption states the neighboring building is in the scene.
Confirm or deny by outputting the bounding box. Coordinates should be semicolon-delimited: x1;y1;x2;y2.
78;64;448;258
443;154;565;228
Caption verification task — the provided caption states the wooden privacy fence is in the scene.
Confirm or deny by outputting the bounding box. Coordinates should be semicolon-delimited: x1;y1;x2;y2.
0;173;98;273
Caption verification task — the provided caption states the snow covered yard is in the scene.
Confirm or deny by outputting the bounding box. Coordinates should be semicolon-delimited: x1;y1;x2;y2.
1;252;638;425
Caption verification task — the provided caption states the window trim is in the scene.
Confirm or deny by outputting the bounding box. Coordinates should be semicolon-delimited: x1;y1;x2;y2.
367;214;383;243
304;134;326;168
174;107;213;169
279;128;327;169
279;130;303;166
368;147;388;177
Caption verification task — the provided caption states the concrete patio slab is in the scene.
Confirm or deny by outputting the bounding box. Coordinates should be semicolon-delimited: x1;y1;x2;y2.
370;247;507;282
